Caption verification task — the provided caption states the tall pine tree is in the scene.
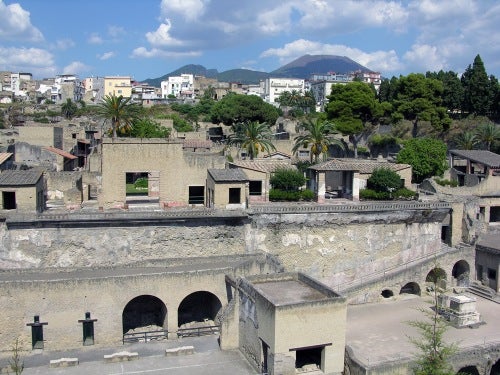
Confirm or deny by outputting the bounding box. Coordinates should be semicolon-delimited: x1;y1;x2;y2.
461;55;491;116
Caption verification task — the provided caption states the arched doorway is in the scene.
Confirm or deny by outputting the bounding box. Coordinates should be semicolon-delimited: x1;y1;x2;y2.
400;282;421;296
457;366;480;375
452;260;470;287
178;291;222;328
491;358;500;375
381;289;394;298
122;295;167;335
426;267;447;284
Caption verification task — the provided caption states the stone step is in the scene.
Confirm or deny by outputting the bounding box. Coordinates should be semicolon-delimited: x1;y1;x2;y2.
467;283;500;304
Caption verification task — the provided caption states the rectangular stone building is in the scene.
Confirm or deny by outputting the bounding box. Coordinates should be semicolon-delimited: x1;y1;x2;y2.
0;170;44;212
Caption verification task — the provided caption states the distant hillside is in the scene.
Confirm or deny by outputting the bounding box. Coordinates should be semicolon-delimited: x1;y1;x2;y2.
216;69;270;85
271;54;372;78
142;55;374;87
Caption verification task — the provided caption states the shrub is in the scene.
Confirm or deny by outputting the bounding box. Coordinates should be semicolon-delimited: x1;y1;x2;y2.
269;189;315;201
359;189;389;200
270;168;305;191
367;167;402;193
393;187;417;199
134;177;148;189
434;178;458;187
300;189;315;201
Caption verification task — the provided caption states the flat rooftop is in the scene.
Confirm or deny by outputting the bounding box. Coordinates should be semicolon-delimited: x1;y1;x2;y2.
252;279;330;306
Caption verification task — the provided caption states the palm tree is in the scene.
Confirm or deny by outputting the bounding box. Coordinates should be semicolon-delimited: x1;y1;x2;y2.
61;98;78;119
453;131;479;150
228;121;276;160
476;123;500;151
292;118;345;163
97;94;141;138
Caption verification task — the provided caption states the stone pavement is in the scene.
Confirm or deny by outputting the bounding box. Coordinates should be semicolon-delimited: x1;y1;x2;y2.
346;294;500;366
15;336;258;375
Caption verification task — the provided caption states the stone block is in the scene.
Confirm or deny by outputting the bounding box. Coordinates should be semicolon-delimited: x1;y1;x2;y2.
49;357;79;368
103;351;139;363
165;346;195;356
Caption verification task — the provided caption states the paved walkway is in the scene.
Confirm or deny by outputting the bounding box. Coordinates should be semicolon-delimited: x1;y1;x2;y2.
12;336;257;375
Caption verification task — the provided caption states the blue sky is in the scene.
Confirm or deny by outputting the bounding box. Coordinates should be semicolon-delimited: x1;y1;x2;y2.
0;0;499;81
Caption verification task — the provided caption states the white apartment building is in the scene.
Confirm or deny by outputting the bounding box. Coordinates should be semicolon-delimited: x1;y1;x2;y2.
161;74;194;99
263;77;305;105
10;72;32;97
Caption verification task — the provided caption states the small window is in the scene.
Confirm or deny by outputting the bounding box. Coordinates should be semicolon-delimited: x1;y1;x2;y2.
298;150;309;157
2;191;16;209
488;268;497;280
79;312;97;346
249;181;262;196
229;188;241;204
189;186;204;204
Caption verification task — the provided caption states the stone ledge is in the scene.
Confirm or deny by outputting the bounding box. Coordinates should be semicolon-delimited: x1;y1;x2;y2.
103;351;139;363
49;357;79;368
165;345;195;356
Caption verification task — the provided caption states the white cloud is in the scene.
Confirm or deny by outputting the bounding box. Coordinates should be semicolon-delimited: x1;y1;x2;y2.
131;47;201;59
108;25;126;38
0;0;43;41
256;4;293;34
87;32;103;44
52;38;75;50
98;52;116;61
260;39;404;73
403;44;446;72
63;61;91;75
146;20;184;47
160;0;208;21
0;47;55;77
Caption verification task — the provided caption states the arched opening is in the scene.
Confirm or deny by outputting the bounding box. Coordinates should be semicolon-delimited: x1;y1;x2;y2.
381;289;394;298
452;260;470;287
122;295;167;335
399;282;421;296
457;366;480;375
491;358;500;375
178;291;222;328
426;267;447;283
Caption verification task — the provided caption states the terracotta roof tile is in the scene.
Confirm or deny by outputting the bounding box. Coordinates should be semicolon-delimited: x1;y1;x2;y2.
44;146;77;160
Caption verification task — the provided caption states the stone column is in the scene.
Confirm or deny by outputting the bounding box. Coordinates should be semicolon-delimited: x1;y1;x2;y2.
317;172;326;203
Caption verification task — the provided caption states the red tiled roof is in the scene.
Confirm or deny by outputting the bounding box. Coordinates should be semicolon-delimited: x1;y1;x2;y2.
44;146;77;159
230;160;294;173
0;152;13;165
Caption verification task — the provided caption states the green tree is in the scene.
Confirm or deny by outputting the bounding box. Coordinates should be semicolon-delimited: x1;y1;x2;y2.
367;167;402;193
97;94;141;138
130;118;171;138
407;270;456;375
270;167;306;191
228;121;276;160
461;55;492;116
426;70;464;114
292;118;344;163
453;131;478;150
210;93;279;126
476;123;500;151
391;74;451;137
326;81;383;158
396;138;448;183
61;98;78;119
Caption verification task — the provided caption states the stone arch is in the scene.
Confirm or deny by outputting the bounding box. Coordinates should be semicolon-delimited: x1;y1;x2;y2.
122;295;167;335
177;291;222;327
457;365;480;375
452;260;470;287
381;289;394;298
426;267;447;283
399;282;421;296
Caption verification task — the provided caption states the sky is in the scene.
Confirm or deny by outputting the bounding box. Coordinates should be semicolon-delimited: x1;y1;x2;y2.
0;0;499;81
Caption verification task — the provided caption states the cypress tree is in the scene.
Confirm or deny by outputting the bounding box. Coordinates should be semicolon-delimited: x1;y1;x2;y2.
461;55;491;116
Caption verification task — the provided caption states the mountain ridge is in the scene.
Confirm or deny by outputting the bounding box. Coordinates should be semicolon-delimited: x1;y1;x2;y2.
142;55;373;87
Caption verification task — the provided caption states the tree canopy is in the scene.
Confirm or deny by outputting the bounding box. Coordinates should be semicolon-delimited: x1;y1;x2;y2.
97;94;141;138
227;121;276;160
396;138;448;183
210;93;279;127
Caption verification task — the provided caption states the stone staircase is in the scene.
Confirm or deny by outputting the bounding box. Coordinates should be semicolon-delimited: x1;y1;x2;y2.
467;282;500;304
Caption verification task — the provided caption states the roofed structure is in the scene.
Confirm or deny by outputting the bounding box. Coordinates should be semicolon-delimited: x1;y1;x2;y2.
310;158;411;173
449;150;500;169
0;170;43;186
207;168;248;182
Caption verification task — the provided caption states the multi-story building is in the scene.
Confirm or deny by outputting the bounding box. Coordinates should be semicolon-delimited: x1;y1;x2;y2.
161;74;194;99
352;70;382;91
82;77;105;103
10;72;32;98
104;76;132;98
263;77;305;105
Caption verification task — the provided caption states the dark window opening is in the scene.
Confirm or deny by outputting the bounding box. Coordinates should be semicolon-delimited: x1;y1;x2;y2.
476;265;483;281
126;172;148;197
79;312;97;346
452;260;470;286
122;295;167;335
188;186;204;205
457;365;480;375
26;315;47;350
490;206;500;222
381;289;393;298
479;206;485;220
249;181;262;196
488;268;497;280
2;191;16;209
228;188;241;204
177;291;222;328
441;225;448;243
295;347;323;371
